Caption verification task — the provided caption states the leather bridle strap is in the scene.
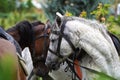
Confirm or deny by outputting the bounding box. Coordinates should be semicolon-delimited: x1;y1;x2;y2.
48;48;63;58
62;34;77;51
56;21;66;57
35;33;49;40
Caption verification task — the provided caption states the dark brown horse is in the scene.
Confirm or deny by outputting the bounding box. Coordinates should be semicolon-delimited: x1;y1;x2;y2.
6;20;51;80
0;27;26;80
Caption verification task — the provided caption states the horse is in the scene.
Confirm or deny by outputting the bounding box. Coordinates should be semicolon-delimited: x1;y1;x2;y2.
45;13;120;80
6;19;120;80
0;27;26;80
6;20;51;80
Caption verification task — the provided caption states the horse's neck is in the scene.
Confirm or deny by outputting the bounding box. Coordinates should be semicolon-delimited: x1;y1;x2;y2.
66;20;119;61
65;20;120;79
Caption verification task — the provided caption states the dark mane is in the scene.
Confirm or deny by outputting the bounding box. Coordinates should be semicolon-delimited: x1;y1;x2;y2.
7;20;35;48
6;26;16;32
31;21;44;26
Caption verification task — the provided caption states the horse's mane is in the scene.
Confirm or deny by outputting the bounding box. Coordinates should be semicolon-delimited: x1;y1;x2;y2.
61;16;114;44
63;16;107;33
31;20;44;26
7;20;34;47
62;16;120;57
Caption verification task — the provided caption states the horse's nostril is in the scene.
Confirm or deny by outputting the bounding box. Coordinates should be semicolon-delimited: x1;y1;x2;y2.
50;62;60;70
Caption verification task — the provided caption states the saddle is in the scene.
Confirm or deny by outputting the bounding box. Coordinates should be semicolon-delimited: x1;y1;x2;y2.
0;27;28;76
0;27;8;40
0;27;22;55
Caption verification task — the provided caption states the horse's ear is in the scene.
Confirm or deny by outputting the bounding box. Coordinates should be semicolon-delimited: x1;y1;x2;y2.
46;20;52;28
56;12;64;28
46;20;52;34
56;12;63;19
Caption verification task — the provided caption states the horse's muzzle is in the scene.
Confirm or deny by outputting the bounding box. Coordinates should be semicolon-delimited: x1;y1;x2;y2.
33;68;49;77
33;62;49;77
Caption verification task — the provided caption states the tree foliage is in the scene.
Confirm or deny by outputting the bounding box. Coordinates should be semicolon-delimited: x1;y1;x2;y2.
0;0;16;13
42;0;114;22
18;0;34;11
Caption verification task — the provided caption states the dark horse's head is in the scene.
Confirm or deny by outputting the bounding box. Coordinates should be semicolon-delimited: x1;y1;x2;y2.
6;20;51;77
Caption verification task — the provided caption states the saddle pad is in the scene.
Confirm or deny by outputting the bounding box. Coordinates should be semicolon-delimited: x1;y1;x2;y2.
17;52;29;76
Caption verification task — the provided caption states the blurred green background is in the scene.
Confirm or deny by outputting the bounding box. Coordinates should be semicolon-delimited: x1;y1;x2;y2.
0;0;120;80
42;0;120;39
0;0;119;38
0;0;47;29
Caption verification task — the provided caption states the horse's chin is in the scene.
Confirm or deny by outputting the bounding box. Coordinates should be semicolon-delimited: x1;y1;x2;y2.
35;69;48;77
33;63;49;77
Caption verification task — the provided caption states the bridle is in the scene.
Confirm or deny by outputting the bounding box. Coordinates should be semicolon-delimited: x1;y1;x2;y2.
48;20;81;80
48;20;80;63
32;24;50;64
28;24;50;80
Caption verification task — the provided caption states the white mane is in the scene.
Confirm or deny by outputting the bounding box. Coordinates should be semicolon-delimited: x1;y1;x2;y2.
64;16;106;30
